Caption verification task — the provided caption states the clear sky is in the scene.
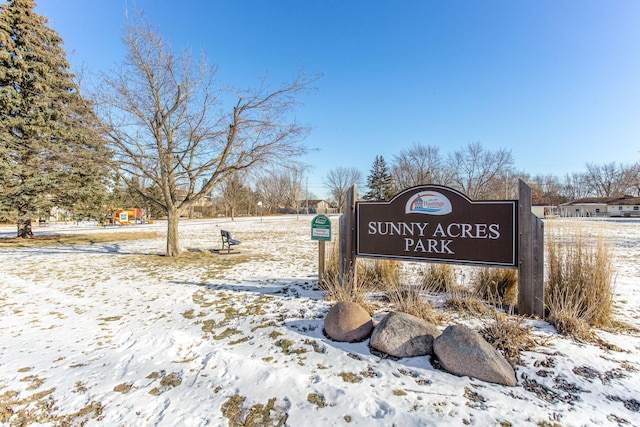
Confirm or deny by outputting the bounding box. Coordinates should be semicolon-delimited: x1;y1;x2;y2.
26;0;640;198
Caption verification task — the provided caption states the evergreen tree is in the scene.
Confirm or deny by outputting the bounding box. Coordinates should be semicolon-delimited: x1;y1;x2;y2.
364;155;394;201
0;0;111;237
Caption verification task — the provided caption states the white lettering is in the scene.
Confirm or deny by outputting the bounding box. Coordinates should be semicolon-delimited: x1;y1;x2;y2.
404;238;415;251
489;224;500;239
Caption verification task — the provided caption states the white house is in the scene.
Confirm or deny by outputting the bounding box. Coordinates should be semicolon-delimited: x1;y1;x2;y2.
560;196;640;217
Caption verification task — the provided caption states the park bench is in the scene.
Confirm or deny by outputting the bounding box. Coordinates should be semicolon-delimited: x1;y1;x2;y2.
220;229;241;253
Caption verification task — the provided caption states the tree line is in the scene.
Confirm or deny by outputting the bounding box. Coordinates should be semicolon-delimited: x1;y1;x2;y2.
324;142;640;209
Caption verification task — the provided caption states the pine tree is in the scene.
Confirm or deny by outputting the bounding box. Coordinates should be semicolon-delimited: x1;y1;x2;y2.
364;155;394;201
0;0;111;237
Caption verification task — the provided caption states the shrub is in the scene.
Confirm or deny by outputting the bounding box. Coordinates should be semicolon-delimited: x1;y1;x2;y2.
545;225;614;339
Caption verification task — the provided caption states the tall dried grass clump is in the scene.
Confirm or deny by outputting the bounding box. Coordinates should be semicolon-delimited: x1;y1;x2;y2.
384;275;444;324
545;225;614;339
480;311;544;365
319;245;391;312
319;266;375;310
473;268;518;307
444;283;490;316
359;259;401;290
420;263;457;293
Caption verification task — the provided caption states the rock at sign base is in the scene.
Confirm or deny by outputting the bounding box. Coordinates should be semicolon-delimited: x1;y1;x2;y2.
370;311;441;358
324;301;373;342
433;324;517;387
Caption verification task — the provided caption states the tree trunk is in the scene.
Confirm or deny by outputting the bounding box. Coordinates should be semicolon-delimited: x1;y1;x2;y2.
166;209;180;256
17;218;34;239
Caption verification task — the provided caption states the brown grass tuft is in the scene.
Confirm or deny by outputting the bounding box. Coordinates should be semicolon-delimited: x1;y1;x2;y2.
359;259;401;290
480;311;546;365
473;268;518;306
420;263;457;293
545;225;615;339
319;264;376;313
384;275;445;324
444;282;490;316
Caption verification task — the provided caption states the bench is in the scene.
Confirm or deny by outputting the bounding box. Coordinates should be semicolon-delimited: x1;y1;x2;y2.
220;229;241;253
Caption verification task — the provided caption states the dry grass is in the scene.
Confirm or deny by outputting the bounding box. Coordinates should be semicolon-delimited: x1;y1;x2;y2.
480;311;546;365
444;280;490;317
0;231;160;248
384;275;445;324
420;263;457;293
359;259;401;290
319;265;375;312
320;243;399;312
473;268;518;307
545;225;615;340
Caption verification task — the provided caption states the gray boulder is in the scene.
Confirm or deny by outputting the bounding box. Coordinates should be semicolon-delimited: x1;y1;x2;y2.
433;324;517;387
324;301;373;342
370;311;441;358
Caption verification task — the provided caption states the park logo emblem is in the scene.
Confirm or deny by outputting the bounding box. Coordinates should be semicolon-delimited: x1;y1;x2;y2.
405;191;452;215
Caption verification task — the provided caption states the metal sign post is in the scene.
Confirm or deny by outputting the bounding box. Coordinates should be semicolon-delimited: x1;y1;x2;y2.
311;215;332;282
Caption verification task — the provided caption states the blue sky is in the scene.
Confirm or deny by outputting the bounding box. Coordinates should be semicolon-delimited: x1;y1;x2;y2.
29;0;640;198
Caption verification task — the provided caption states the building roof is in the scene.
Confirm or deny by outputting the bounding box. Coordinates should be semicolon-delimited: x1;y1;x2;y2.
563;195;640;206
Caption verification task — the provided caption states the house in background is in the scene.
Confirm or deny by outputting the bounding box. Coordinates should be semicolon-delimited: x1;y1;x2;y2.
560;195;640;217
297;200;336;214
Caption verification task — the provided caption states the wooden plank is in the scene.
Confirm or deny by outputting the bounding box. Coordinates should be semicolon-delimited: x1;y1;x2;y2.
532;213;545;316
518;180;545;317
518;180;534;316
339;185;357;288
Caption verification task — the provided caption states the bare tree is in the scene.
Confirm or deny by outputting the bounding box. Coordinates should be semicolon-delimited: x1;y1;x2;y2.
94;16;316;256
631;161;640;197
391;143;445;190
529;174;568;205
563;172;591;200
585;162;635;197
255;167;306;215
324;167;363;211
217;172;251;220
446;142;514;199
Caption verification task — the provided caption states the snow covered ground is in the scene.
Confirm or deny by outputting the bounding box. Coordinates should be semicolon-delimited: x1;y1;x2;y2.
0;216;639;426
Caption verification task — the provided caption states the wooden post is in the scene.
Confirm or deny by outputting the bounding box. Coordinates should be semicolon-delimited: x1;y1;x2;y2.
518;180;545;317
339;185;357;288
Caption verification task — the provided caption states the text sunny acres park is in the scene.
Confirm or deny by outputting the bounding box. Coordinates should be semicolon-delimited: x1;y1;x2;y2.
367;220;502;255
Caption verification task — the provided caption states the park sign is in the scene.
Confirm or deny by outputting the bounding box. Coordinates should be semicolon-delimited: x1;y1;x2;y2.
356;185;518;267
311;214;332;241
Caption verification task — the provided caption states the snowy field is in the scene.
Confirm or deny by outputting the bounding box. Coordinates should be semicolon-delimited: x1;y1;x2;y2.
1;215;639;426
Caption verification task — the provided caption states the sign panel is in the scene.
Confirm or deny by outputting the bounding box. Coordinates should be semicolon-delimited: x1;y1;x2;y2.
356;186;517;267
311;214;332;241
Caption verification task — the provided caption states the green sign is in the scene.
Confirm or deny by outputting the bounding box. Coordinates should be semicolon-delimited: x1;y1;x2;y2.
311;214;331;241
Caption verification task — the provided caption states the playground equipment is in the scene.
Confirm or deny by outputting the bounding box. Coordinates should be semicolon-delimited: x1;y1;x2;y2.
100;208;153;226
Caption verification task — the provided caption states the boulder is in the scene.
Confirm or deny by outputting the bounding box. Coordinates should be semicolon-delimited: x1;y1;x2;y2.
433;324;517;387
324;301;373;342
370;311;441;358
